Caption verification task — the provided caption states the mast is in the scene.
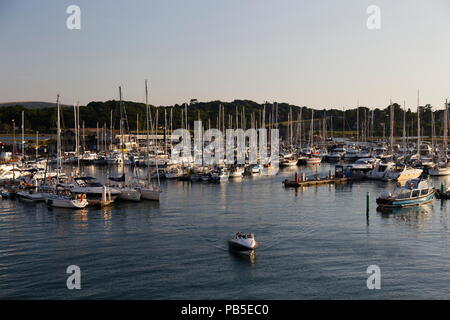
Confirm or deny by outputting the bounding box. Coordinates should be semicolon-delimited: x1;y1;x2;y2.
390;99;394;154
119;86;125;179
110;109;113;151
356;100;359;143
21;110;24;163
73;103;78;156
342;107;345;138
417;90;421;156
56;94;62;176
403;101;406;158
145;80;151;184
309;109;314;147
96;121;99;152
36;131;39;160
445;99;448;159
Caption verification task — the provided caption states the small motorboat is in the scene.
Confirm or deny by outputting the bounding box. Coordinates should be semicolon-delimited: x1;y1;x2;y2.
376;178;435;209
228;232;259;251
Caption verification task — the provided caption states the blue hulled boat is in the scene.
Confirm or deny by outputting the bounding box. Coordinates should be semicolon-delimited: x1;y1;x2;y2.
376;179;435;209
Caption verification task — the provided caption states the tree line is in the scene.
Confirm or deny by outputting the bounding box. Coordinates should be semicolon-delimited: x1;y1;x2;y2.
0;99;447;139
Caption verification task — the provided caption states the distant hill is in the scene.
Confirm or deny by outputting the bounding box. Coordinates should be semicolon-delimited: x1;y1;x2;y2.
0;101;70;109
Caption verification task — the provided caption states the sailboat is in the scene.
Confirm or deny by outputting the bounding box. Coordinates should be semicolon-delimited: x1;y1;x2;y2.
429;100;450;176
383;100;423;181
111;86;141;202
305;110;321;165
136;80;161;201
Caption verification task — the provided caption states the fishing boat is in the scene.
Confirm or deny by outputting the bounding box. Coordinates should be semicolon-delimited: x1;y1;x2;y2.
376;178;435;209
228;232;259;251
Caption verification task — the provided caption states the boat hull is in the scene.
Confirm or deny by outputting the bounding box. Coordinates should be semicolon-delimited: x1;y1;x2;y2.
140;188;161;201
228;240;259;251
118;189;141;201
47;198;89;209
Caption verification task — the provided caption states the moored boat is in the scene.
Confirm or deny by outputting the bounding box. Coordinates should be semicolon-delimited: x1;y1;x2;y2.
376;178;435;209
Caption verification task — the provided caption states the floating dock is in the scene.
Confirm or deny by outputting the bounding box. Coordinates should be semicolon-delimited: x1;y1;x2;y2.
283;167;352;188
283;177;351;187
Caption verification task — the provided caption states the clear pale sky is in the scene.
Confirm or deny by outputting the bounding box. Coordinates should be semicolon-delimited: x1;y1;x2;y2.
1;0;450;110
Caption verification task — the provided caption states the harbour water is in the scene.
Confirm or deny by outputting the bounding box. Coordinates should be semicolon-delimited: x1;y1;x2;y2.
1;163;450;299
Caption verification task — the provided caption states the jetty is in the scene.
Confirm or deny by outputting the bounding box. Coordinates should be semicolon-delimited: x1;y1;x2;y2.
283;165;352;188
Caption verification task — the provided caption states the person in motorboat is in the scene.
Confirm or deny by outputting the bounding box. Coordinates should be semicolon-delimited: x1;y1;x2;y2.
229;232;258;250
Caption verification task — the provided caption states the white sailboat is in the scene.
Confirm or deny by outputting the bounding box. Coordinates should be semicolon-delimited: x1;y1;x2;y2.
137;80;161;201
429;100;450;176
113;86;141;202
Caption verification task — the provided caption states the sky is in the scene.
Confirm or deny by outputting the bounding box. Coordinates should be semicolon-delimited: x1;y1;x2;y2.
1;0;450;110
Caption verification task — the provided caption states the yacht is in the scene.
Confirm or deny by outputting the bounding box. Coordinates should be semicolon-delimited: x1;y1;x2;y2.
357;148;372;159
366;161;395;180
350;158;379;173
344;148;359;162
383;164;423;182
327;150;341;162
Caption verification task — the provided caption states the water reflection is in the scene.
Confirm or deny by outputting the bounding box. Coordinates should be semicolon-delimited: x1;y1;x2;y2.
229;249;256;264
377;204;434;228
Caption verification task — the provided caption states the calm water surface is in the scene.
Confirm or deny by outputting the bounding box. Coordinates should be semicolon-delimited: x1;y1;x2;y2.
1;164;450;299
